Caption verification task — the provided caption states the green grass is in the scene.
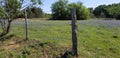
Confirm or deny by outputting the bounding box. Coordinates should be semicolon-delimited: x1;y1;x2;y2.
0;20;120;58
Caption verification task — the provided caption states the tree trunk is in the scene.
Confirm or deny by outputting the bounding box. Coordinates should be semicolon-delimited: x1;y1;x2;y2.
71;8;78;57
0;20;11;37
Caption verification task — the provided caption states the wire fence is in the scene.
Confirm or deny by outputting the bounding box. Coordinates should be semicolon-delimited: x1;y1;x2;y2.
1;19;120;39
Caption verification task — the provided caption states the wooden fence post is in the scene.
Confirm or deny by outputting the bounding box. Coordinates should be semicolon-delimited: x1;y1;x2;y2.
71;8;78;57
25;9;28;40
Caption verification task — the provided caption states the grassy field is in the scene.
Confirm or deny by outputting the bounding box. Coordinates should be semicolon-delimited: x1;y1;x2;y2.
0;19;120;58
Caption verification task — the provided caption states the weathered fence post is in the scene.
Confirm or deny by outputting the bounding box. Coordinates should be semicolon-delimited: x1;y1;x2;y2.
25;9;28;40
71;8;78;57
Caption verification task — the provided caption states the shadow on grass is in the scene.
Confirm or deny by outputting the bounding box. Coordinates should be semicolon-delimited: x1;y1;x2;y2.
0;34;15;42
59;51;77;58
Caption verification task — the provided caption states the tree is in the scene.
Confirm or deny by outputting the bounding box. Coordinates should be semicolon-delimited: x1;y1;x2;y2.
0;0;42;37
93;5;108;18
76;2;90;20
88;8;95;18
51;0;69;20
93;3;120;19
88;8;93;13
44;13;51;18
106;3;120;19
51;1;90;20
0;0;21;37
18;7;44;18
68;2;90;20
26;7;43;18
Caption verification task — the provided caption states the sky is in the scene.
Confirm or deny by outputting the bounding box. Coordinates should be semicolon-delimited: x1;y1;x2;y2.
40;0;120;14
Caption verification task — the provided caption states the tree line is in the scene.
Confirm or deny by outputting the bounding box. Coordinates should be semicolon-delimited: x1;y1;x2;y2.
1;0;120;20
51;0;90;20
51;0;120;20
93;3;120;19
17;7;51;18
18;7;44;18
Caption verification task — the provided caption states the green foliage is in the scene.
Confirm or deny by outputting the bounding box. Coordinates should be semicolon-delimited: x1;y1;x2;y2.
0;0;42;19
114;14;120;19
31;0;42;4
0;0;21;19
44;13;51;18
93;3;120;19
28;7;43;18
88;8;95;18
8;0;21;19
19;7;43;18
88;8;93;13
76;2;90;20
51;1;90;20
0;0;42;36
106;4;120;19
0;7;5;18
51;0;68;20
93;5;108;18
68;2;90;20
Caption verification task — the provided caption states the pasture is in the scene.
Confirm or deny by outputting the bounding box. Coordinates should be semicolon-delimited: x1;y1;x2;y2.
0;19;120;58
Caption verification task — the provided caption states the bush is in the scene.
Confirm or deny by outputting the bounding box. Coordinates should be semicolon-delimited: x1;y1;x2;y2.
51;0;90;20
115;14;120;20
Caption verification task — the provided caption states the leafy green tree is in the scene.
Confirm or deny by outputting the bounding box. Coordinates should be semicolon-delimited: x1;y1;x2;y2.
76;2;90;20
0;0;21;37
88;8;95;18
68;2;90;20
0;0;42;37
93;3;120;19
44;13;51;18
27;7;43;18
51;0;68;20
88;8;93;13
51;1;90;20
0;7;5;18
19;7;43;18
106;3;120;19
114;13;120;19
93;5;108;18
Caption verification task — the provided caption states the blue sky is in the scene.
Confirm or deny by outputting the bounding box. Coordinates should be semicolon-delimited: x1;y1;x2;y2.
40;0;120;14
